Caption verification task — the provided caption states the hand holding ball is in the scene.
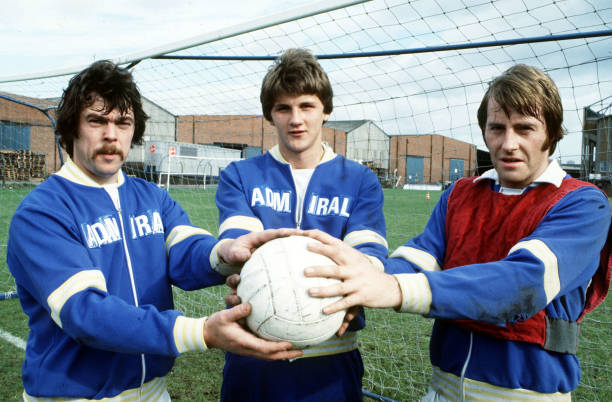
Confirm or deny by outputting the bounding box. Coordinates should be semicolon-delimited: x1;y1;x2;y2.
237;235;345;348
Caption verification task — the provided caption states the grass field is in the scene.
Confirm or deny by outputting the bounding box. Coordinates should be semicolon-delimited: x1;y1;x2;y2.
0;184;610;401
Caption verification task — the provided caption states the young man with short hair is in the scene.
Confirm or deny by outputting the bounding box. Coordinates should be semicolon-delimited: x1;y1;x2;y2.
7;60;301;400
304;64;611;400
216;48;388;401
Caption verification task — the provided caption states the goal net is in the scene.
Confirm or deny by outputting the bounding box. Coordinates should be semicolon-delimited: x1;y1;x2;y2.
142;141;243;190
1;0;611;399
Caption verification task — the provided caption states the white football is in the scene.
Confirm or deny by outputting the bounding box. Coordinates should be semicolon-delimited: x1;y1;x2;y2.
237;235;345;348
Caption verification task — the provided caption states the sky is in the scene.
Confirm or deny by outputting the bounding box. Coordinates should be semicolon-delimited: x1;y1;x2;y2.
1;0;609;160
0;0;317;78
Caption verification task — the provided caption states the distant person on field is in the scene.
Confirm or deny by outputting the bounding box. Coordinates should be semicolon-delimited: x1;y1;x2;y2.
6;60;302;401
304;64;611;400
216;48;388;401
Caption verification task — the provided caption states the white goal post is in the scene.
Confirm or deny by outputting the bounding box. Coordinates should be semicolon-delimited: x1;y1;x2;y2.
142;141;242;190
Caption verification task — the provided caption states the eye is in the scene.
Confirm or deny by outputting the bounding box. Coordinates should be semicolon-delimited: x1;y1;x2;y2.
487;124;504;133
117;119;134;128
87;117;105;125
516;125;534;135
274;105;289;112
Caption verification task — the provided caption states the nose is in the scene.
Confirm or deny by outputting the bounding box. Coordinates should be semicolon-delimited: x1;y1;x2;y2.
289;107;303;126
501;130;518;152
103;122;118;141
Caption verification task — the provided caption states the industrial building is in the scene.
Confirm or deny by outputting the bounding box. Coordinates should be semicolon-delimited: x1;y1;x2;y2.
0;92;59;177
2;91;481;189
390;134;478;187
324;120;389;173
176;114;348;158
583;100;612;193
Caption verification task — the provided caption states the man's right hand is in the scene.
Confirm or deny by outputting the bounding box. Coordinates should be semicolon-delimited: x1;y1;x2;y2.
224;274;241;307
204;303;302;361
303;229;403;312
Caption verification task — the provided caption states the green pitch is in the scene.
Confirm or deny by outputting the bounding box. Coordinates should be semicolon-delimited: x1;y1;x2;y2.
0;186;609;400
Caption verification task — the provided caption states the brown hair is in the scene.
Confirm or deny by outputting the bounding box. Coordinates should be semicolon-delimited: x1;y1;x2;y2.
260;48;333;122
56;60;148;158
477;64;564;154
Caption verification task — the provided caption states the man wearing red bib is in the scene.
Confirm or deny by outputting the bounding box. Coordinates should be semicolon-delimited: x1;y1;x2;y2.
304;64;611;400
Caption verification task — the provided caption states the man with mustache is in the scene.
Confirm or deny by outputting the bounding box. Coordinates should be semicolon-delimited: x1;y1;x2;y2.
304;64;611;400
7;60;302;401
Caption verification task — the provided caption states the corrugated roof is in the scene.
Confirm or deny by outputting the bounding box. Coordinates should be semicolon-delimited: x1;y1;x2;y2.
324;120;369;132
0;91;59;110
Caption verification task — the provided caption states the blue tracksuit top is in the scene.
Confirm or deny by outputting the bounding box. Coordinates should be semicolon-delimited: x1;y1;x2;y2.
7;159;226;399
216;144;387;262
215;144;388;401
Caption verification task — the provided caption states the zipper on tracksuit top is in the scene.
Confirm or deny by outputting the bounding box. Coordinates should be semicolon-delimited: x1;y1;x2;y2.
458;331;474;401
290;165;316;230
104;184;147;400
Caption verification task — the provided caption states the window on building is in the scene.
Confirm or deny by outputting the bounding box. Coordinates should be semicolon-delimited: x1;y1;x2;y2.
0;122;30;150
180;146;198;157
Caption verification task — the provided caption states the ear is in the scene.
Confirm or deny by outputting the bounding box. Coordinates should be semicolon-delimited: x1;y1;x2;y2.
322;113;330;124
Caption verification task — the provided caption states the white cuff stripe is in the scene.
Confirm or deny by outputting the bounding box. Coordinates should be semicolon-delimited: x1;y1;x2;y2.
395;273;431;314
47;270;107;328
210;239;241;276
166;225;212;252
344;230;388;249
174;316;207;354
209;239;226;270
390;246;441;271
218;215;264;236
365;255;385;272
509;239;560;304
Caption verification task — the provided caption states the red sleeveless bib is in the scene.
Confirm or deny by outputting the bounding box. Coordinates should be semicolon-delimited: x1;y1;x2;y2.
442;177;610;353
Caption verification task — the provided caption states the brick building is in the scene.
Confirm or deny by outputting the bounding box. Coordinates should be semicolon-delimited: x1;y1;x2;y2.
390;134;478;186
583;103;612;193
2;91;482;189
0;92;62;176
1;93;181;179
0;91;353;180
176;115;347;157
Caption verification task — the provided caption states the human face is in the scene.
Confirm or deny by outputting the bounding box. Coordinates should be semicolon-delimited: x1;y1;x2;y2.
72;95;135;185
484;99;550;189
270;94;330;168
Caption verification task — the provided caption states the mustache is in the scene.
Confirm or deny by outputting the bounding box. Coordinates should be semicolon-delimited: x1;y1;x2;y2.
94;144;125;161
